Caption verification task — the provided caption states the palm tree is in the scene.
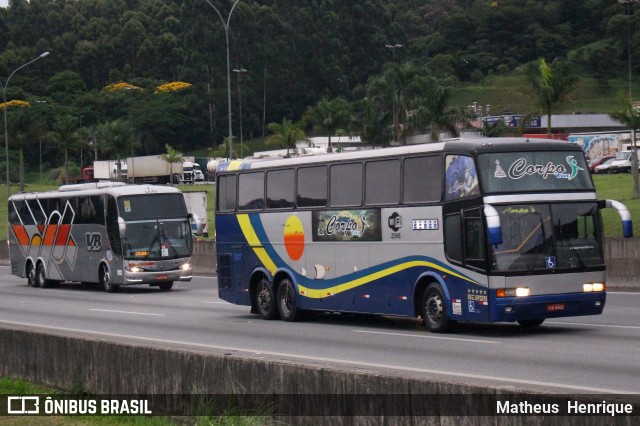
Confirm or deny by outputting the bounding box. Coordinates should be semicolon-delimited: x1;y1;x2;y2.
266;118;308;156
304;96;351;152
408;76;474;142
160;144;184;185
51;115;82;185
521;58;579;137
96;119;138;182
610;99;640;198
366;62;422;144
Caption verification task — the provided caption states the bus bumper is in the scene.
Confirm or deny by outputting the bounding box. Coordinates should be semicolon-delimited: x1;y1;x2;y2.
123;264;193;285
489;291;606;322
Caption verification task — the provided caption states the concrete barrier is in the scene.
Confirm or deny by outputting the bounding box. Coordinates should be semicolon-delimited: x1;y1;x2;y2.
2;238;639;288
1;323;636;424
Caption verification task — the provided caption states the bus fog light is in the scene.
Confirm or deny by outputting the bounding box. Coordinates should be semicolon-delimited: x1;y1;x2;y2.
595;301;602;307
505;306;513;313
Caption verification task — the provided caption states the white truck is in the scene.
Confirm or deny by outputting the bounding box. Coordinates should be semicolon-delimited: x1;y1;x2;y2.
93;160;128;181
182;191;208;237
127;155;193;184
183;160;205;183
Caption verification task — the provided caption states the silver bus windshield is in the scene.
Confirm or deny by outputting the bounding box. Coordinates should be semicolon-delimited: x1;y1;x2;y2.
490;203;604;273
123;219;193;260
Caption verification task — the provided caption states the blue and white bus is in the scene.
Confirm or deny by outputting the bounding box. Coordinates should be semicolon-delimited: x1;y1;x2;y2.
214;138;632;332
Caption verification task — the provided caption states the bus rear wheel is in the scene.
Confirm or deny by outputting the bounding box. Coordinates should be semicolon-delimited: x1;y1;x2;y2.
100;265;119;293
277;279;304;322
255;278;278;320
421;284;456;333
26;262;38;287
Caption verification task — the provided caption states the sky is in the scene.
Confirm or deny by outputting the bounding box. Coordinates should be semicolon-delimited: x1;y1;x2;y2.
0;1;8;8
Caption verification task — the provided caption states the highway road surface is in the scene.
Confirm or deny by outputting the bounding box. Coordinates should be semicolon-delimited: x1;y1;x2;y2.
0;265;639;395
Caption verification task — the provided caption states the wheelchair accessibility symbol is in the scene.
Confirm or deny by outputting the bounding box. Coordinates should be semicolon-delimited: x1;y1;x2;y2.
545;256;556;269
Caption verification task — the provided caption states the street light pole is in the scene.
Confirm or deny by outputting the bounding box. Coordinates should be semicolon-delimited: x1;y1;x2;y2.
619;0;638;101
2;51;50;195
385;43;403;62
385;44;403;142
233;68;247;158
202;0;241;160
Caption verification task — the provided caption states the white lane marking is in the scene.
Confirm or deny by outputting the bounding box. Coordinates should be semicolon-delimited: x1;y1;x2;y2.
89;309;164;317
547;321;640;330
203;301;229;305
0;320;635;394
352;329;500;344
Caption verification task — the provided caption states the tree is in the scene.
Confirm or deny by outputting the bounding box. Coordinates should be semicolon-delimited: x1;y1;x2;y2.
521;58;579;137
160;143;184;185
96;119;138;181
610;99;640;199
266;118;308;157
304;97;351;152
50;115;82;185
408;76;474;142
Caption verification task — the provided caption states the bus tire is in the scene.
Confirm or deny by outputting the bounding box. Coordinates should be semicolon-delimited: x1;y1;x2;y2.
100;265;119;293
421;283;456;333
158;282;174;291
36;263;51;288
518;319;544;328
277;279;304;322
26;262;37;287
255;278;278;320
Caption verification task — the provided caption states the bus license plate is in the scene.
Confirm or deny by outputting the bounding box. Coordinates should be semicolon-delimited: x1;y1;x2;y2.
157;275;168;281
547;303;565;312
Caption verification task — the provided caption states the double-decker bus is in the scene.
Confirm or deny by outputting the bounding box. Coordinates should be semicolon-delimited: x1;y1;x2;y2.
8;182;194;292
214;138;632;332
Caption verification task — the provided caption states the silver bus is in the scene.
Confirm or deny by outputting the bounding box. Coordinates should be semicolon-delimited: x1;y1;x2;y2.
8;182;193;292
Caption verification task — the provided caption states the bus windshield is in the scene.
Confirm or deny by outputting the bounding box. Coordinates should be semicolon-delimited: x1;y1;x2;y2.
123;219;193;260
490;202;604;273
477;151;593;194
118;194;188;220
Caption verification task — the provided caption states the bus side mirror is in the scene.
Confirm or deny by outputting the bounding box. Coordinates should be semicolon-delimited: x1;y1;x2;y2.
604;199;633;238
484;204;502;246
118;217;127;239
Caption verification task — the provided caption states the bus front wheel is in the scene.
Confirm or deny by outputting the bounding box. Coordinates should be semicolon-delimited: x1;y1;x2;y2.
100;265;119;293
158;282;174;291
421;284;456;333
277;279;304;322
518;319;545;328
255;278;278;320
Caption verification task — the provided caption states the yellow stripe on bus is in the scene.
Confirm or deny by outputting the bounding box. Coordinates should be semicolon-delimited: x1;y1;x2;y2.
298;260;479;299
226;160;244;171
237;214;277;275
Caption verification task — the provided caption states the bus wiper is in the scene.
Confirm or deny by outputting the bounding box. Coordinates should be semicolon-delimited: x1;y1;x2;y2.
527;214;546;273
159;226;179;257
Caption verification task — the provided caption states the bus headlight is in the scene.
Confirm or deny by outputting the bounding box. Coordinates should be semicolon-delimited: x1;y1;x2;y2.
584;283;605;292
496;287;530;298
126;265;143;273
181;263;192;271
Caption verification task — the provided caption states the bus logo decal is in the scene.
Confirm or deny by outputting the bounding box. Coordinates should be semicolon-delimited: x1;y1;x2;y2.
312;210;381;242
85;233;102;252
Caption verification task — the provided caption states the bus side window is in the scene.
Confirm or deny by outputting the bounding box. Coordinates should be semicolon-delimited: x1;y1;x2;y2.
330;163;362;207
297;166;327;207
106;195;122;256
238;172;264;211
444;214;462;263
217;174;237;212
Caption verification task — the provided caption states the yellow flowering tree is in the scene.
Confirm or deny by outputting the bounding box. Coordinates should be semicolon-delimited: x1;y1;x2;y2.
155;81;192;93
103;82;143;92
0;99;31;110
